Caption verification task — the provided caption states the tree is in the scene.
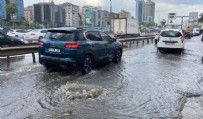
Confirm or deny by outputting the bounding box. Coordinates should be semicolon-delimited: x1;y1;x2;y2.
141;22;156;28
198;13;203;23
6;3;18;28
6;3;18;19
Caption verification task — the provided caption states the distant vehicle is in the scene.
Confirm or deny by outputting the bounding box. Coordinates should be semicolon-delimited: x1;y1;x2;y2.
24;29;47;43
7;29;27;39
39;28;123;74
154;31;161;45
184;31;192;39
192;28;201;36
157;29;184;53
113;18;140;38
0;31;25;47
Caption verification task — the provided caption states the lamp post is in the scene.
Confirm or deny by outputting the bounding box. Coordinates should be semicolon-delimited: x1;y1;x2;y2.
110;0;112;32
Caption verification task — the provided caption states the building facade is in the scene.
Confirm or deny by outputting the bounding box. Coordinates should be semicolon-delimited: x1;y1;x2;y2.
82;5;95;27
33;2;64;27
0;0;6;19
62;3;80;27
135;0;145;23
82;5;111;28
145;0;155;22
118;10;131;19
24;6;33;24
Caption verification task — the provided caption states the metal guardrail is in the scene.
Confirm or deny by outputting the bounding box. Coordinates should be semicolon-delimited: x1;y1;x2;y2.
0;45;39;66
118;36;155;47
0;36;155;66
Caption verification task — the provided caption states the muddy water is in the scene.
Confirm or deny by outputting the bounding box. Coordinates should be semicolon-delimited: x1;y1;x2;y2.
1;36;203;119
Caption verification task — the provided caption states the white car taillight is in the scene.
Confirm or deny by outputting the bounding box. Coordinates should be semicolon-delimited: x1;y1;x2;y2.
181;36;184;43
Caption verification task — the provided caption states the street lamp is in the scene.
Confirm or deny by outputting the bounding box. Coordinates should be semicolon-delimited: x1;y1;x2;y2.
110;0;112;32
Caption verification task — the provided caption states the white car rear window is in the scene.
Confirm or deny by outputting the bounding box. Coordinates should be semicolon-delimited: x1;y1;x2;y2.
161;31;182;37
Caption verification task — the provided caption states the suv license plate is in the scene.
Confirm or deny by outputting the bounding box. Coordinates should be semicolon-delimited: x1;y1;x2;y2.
48;48;60;53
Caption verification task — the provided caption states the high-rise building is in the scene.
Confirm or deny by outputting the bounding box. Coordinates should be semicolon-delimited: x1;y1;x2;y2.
24;6;33;24
82;5;95;27
33;2;64;27
81;5;111;27
94;9;103;27
101;10;110;27
0;0;6;19
145;0;155;22
62;3;80;27
135;0;145;23
118;10;131;19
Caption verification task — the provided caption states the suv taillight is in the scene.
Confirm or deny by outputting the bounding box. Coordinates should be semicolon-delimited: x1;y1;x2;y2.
39;40;45;46
65;43;81;49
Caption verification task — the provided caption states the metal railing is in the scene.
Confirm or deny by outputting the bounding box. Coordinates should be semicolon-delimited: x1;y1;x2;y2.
0;36;155;66
118;36;155;47
0;45;39;66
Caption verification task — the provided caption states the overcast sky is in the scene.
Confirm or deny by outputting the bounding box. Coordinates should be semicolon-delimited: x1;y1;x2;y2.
24;0;203;24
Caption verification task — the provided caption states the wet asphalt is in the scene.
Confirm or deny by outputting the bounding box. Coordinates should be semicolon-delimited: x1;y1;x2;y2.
1;36;203;119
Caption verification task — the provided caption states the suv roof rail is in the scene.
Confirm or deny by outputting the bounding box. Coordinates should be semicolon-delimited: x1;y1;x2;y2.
77;27;101;31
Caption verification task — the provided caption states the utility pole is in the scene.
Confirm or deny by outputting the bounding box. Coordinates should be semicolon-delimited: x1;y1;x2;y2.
110;0;112;32
50;0;54;27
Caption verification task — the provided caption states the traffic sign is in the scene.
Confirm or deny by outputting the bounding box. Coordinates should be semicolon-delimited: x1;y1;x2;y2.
168;13;176;19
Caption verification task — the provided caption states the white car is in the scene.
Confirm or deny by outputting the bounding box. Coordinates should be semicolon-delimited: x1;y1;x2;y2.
7;29;27;39
157;29;184;53
192;28;201;36
24;29;47;43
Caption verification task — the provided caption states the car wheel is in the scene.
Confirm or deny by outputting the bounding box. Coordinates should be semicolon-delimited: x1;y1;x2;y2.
114;49;122;63
178;49;183;54
44;64;53;69
158;48;164;53
82;55;93;74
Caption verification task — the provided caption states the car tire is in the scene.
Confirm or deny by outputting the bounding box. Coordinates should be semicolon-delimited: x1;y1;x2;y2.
44;64;53;69
114;49;122;63
158;48;164;53
81;55;93;74
178;49;184;54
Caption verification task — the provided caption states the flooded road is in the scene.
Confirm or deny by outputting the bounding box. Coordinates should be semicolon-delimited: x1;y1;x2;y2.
1;36;203;119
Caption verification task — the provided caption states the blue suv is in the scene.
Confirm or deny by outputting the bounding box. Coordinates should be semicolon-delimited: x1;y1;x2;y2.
39;28;123;74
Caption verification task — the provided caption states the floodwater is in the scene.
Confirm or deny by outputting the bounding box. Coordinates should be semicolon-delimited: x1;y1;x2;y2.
1;36;203;119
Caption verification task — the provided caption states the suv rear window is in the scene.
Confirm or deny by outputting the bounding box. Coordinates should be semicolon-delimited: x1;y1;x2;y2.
45;30;75;41
161;31;182;37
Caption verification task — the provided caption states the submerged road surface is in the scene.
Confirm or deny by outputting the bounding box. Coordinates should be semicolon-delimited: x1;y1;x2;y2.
1;36;203;119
